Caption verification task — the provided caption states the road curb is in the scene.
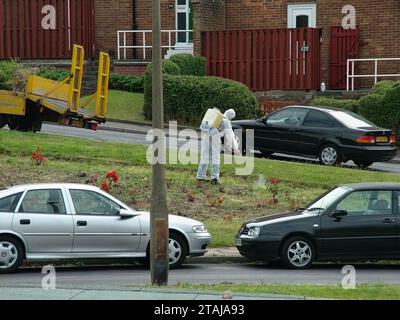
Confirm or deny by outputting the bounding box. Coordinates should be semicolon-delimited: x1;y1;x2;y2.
106;118;199;131
98;124;201;141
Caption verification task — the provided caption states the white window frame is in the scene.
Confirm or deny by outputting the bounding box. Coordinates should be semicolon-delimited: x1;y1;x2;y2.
287;4;317;28
176;0;191;45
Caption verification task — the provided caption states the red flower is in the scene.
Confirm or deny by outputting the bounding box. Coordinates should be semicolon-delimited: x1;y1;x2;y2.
270;178;281;185
101;183;110;192
218;198;224;204
106;171;119;183
38;156;46;162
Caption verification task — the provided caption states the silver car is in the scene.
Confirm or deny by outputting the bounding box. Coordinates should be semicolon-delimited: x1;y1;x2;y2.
0;184;211;273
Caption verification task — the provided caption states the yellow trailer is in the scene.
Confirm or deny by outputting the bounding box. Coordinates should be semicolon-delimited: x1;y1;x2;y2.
0;45;110;132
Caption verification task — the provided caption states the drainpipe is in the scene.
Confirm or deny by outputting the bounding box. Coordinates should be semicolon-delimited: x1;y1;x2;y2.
132;0;137;59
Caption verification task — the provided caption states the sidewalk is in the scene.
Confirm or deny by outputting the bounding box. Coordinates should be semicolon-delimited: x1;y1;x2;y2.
0;285;308;300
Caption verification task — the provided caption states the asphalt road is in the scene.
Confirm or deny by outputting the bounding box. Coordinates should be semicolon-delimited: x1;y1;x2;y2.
38;123;400;174
1;263;399;288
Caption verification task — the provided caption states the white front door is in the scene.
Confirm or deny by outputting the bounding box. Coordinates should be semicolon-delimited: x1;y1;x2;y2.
288;4;317;28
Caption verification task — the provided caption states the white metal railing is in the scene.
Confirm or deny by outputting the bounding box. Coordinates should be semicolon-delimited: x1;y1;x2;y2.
347;58;400;91
117;30;193;60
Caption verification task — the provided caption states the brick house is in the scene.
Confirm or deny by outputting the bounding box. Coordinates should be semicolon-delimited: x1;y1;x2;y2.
1;0;399;92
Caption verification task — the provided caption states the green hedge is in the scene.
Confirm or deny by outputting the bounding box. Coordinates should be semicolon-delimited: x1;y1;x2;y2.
371;80;398;96
37;67;70;81
144;74;259;125
109;73;144;92
359;84;400;132
310;97;360;113
169;54;207;76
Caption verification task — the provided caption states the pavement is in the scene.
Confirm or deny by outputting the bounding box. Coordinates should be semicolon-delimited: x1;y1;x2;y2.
0;285;309;300
100;120;400;164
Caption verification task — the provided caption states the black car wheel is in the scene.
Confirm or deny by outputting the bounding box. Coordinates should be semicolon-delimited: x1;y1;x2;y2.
169;233;188;269
319;144;341;166
354;161;373;169
281;237;314;269
0;236;24;274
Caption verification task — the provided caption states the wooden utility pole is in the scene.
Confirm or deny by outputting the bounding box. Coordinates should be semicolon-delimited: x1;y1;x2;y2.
150;0;169;286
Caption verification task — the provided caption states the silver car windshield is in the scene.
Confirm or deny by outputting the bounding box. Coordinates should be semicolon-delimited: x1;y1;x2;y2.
304;187;350;213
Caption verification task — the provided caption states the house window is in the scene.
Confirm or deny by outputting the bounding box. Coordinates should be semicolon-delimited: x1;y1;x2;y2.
288;4;316;28
176;0;193;44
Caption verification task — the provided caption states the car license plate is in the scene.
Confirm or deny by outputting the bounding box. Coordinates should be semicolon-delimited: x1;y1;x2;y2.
235;238;242;247
376;136;388;143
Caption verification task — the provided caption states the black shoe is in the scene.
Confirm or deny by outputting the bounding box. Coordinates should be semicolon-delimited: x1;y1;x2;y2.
211;179;219;185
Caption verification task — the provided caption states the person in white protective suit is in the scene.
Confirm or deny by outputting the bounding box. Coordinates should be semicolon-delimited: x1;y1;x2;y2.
196;109;240;184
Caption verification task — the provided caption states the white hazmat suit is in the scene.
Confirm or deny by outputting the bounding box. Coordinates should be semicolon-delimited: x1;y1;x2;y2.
196;109;239;182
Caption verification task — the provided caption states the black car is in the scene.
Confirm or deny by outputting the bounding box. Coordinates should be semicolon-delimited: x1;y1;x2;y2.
235;183;400;269
232;106;397;168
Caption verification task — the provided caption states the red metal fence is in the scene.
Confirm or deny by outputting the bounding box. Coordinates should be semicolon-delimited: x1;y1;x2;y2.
329;26;359;90
0;0;95;59
202;28;322;91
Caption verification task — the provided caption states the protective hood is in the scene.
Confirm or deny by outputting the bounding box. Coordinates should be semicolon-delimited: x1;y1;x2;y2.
224;109;236;121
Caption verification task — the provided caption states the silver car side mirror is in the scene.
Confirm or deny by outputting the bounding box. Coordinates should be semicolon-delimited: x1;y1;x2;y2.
119;208;137;217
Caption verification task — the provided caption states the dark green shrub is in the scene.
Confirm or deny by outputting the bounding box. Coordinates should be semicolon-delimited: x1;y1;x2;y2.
109;73;144;92
37;67;69;81
359;84;400;134
169;54;207;76
144;74;259;125
144;60;181;119
311;97;360;113
358;94;385;127
371;80;398;96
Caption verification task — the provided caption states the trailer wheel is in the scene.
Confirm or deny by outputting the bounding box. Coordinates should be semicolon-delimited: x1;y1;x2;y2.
0;114;6;129
7;116;20;131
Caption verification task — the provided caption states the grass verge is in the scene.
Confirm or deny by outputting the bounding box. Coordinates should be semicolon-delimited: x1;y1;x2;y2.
175;283;400;300
0;130;399;247
83;90;144;122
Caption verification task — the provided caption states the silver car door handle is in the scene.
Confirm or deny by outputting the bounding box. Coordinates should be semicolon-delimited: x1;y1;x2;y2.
20;219;31;225
77;221;87;227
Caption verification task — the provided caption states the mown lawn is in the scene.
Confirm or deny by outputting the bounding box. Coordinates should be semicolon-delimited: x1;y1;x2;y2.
83;90;145;122
175;283;400;300
0;130;399;247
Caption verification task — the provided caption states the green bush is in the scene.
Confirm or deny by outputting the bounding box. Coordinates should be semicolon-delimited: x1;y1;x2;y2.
37;67;69;81
371;80;398;96
144;74;259;125
169;54;207;76
311;97;360;113
359;84;400;134
109;73;144;92
0;60;30;90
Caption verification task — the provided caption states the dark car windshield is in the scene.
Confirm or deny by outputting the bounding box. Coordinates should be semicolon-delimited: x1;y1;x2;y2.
304;187;350;213
328;110;377;129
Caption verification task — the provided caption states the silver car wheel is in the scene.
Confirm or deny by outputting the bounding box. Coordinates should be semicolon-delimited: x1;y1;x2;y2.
287;241;312;268
169;238;182;265
321;147;338;165
0;242;18;269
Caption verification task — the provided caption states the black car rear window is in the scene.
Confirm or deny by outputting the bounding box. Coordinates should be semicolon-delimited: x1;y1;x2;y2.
0;192;23;213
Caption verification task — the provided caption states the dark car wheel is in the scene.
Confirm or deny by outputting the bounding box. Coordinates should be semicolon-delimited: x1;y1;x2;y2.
169;233;188;269
0;236;24;274
281;237;314;269
0;114;7;129
354;161;373;169
319;144;341;166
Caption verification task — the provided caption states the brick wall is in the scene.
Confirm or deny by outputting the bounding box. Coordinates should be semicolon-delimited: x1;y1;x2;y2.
193;0;226;55
95;0;133;58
